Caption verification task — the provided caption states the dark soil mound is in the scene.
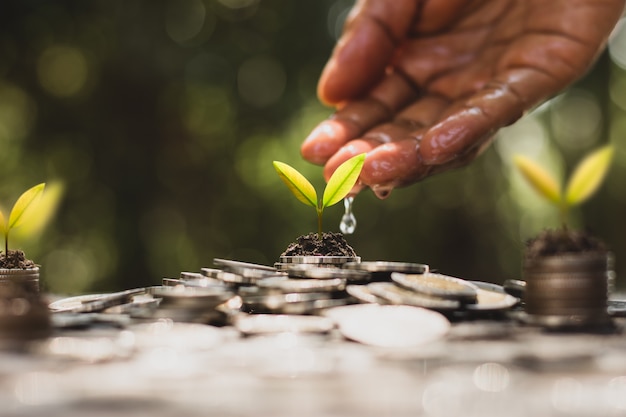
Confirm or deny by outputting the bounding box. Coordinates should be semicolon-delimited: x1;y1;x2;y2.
525;229;607;259
281;232;358;257
0;250;37;269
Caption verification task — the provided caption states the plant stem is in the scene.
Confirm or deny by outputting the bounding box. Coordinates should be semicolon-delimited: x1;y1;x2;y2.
559;203;569;230
317;209;323;240
4;232;7;256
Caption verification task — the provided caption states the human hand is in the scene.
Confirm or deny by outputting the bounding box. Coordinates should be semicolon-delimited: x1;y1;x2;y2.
301;0;625;198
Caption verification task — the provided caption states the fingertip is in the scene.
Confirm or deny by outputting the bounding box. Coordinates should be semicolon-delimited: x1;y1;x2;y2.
322;139;375;182
301;120;360;165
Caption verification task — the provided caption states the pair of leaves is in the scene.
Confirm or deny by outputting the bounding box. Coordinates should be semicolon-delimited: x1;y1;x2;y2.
513;145;614;207
273;153;366;210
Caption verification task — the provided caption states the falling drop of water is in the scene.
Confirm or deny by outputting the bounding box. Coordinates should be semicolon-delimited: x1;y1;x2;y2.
340;196;356;234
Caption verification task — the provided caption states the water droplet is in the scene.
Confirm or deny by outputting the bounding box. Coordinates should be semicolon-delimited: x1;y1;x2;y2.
372;184;394;200
340;196;356;234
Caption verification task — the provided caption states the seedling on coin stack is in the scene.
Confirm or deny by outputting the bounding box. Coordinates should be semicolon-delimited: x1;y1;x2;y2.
513;144;615;329
273;153;365;240
513;144;614;229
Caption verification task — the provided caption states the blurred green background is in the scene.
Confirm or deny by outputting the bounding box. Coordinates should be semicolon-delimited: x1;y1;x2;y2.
1;0;626;294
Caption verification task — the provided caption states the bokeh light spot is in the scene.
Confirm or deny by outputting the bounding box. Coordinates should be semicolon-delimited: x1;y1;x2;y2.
327;0;353;40
609;18;626;69
237;56;286;108
37;45;88;98
165;0;209;45
0;83;36;144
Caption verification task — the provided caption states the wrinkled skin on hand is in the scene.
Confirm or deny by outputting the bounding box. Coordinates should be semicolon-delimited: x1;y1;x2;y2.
301;0;626;198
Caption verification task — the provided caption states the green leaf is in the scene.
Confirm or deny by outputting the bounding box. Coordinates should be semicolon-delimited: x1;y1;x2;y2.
513;155;561;205
8;183;45;230
565;145;614;206
273;161;317;207
322;153;365;208
13;182;63;240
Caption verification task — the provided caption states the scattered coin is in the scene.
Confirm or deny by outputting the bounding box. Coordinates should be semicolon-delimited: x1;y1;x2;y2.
466;287;519;312
503;279;526;298
217;270;284;286
213;258;277;272
256;276;347;293
49;288;147;314
608;299;626;317
324;304;450;348
366;282;460;311
343;261;429;281
243;294;352;315
241;291;330;305
234;314;335;336
149;285;234;310
201;268;223;278
391;272;478;303
346;284;389;305
180;272;206;280
286;264;371;282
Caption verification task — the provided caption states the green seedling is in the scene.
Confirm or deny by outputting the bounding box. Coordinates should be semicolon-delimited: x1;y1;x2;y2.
273;153;366;239
0;182;62;257
513;144;614;227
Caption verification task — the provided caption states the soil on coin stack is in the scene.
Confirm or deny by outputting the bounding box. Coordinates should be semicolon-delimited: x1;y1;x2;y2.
524;228;607;260
281;232;358;257
0;250;37;269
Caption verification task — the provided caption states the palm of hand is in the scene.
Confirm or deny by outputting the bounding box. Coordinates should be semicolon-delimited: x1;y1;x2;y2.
302;0;623;196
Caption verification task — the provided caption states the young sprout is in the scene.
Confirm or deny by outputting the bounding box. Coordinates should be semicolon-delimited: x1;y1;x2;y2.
0;183;48;256
273;153;366;239
513;144;614;227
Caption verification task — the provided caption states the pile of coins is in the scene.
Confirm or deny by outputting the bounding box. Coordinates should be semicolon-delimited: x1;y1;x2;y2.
161;258;520;321
47;257;523;336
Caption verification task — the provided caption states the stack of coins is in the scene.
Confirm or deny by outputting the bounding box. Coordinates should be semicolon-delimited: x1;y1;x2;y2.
0;267;40;294
274;255;360;271
1;280;51;346
523;252;612;328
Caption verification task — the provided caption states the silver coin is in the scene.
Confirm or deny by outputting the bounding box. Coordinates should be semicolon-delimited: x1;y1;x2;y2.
608;300;626;317
149;285;234;309
343;261;429;280
366;282;459;311
103;295;160;315
201;267;223;278
180;271;205;280
391;272;477;302
217;270;285;285
234;314;335;335
278;256;361;265
256;276;346;293
241;292;334;305
346;284;389;304
243;295;351;315
164;276;227;289
286;264;371;281
466;288;519;311
213;258;276;272
49;288;147;313
323;304;450;348
502;279;526;295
